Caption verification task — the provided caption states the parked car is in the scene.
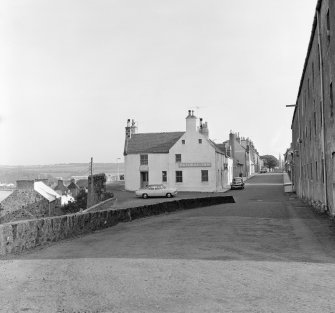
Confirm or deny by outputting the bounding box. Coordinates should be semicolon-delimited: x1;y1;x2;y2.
135;184;178;199
230;177;245;190
260;168;268;173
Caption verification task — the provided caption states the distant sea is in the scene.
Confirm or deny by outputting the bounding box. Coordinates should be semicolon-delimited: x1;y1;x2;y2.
0;190;12;202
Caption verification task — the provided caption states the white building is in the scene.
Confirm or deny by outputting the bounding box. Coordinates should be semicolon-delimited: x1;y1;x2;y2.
124;110;233;192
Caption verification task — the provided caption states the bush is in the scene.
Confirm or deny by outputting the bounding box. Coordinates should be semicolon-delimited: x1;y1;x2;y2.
62;189;88;214
61;189;114;214
102;191;114;201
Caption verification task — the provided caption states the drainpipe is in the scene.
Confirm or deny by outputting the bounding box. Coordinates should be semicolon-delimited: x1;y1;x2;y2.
316;8;328;210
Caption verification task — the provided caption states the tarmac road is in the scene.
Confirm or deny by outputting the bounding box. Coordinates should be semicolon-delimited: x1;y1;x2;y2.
1;173;335;312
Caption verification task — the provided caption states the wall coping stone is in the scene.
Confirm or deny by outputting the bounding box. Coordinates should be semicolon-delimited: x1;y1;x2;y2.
0;196;234;256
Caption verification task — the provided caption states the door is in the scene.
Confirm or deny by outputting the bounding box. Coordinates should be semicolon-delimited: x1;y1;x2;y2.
140;171;149;188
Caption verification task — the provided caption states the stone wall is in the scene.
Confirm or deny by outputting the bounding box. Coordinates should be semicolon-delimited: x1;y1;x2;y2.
0;190;61;224
83;198;115;213
0;196;234;256
16;180;35;190
87;173;107;208
291;0;335;215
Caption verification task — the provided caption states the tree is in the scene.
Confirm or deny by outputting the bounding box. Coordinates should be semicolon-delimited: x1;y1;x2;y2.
261;155;279;170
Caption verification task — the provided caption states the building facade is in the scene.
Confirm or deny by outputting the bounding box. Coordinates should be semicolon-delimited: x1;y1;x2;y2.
219;133;262;178
124;111;233;192
291;0;335;215
0;180;61;223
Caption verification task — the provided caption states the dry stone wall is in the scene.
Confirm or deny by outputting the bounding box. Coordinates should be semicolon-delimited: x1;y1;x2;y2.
0;190;61;224
0;196;234;256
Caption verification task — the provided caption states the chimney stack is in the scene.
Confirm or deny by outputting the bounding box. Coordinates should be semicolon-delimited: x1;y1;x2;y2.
125;119;137;139
199;120;209;138
229;133;236;164
186;109;197;133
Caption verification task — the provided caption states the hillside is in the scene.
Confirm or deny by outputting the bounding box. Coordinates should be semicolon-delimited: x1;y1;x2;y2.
0;163;124;184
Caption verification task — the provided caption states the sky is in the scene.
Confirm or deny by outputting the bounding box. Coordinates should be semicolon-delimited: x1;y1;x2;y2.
0;0;317;165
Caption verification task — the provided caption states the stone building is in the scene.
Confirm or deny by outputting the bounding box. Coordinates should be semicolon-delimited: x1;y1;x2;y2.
0;180;61;223
123;110;233;192
67;179;80;198
54;179;69;195
291;0;335;215
218;133;262;178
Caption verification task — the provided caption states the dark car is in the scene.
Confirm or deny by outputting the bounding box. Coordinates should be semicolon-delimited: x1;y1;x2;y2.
231;177;245;190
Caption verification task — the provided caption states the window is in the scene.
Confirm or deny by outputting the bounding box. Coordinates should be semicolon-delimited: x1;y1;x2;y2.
140;154;148;165
330;82;333;117
322;159;325;183
315;161;318;181
314;112;317;136
182;140;185;144
162;171;167;182
175;154;181;162
176;171;183;183
201;170;208;182
198;139;202;144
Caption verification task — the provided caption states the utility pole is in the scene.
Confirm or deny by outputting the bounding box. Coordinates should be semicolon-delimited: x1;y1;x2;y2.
89;157;94;208
116;157;121;181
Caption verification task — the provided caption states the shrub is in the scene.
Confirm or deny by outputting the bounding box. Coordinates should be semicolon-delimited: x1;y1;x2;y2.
62;189;88;214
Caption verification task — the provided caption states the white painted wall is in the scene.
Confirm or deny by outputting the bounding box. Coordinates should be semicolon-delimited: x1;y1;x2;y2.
124;113;234;192
124;154;169;191
169;128;215;191
124;154;139;191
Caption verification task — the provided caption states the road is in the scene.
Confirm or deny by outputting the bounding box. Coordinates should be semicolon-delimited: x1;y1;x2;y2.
1;173;335;312
104;182;230;210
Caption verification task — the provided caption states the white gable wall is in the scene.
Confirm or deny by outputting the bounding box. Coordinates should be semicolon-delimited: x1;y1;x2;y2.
125;153;169;191
124;112;234;192
169;130;218;192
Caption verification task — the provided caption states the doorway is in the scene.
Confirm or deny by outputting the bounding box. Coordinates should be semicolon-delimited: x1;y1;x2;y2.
140;171;149;188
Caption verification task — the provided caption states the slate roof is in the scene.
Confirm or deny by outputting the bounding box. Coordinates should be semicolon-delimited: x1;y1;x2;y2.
76;179;88;188
209;141;230;157
125;132;185;154
67;181;80;190
214;143;226;154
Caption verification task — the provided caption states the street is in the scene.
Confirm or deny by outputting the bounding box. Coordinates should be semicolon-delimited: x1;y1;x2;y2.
1;173;335;312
